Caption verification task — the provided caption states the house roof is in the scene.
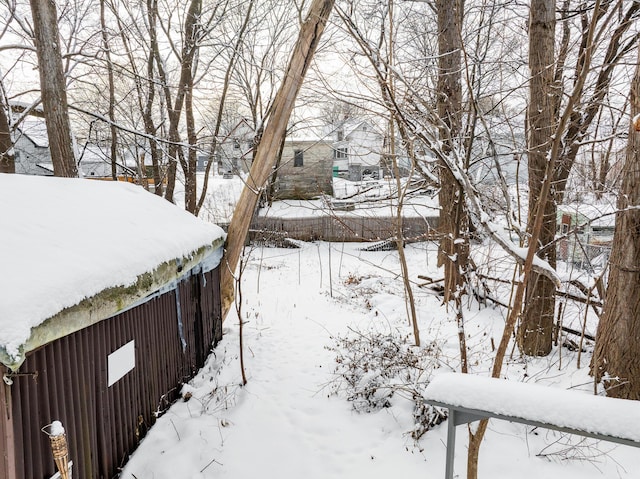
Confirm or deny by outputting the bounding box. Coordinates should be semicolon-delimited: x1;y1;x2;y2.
558;201;616;229
77;144;137;178
322;119;384;142
15;117;49;148
0;174;226;370
342;119;369;138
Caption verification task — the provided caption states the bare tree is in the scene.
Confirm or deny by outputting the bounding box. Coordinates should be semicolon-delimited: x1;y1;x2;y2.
100;0;118;180
0;85;14;173
591;43;640;400
436;0;469;304
196;0;256;216
140;0;165;194
517;0;557;356
160;0;208;211
520;0;640;356
29;0;77;177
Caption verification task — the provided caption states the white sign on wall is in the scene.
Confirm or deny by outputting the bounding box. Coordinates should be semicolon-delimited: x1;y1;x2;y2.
107;340;136;387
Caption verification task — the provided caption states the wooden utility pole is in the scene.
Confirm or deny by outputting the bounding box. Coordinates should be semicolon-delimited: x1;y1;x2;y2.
29;0;78;177
220;0;335;318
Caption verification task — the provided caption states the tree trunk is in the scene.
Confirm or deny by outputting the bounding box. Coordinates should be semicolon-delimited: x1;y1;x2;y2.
29;0;78;178
220;0;335;318
196;0;255;216
591;44;640;400
518;0;638;356
436;0;468;303
100;0;118;180
185;75;198;214
144;0;164;195
0;93;14;173
174;0;201;213
518;0;556;356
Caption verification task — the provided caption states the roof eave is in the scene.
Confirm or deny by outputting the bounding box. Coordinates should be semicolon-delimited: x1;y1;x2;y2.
1;237;225;372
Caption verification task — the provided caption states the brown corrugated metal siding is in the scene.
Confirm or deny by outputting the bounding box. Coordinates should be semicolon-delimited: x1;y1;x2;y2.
0;266;222;479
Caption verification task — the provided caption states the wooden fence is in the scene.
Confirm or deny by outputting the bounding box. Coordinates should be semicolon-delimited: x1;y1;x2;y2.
247;214;439;243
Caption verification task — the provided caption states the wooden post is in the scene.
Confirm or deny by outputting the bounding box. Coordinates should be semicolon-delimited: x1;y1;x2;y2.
0;371;17;479
220;0;335;318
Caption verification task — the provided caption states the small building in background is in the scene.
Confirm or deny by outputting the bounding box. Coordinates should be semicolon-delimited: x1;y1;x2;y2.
13;116;134;179
271;134;334;200
330;120;384;181
217;118;256;176
557;202;615;271
76;143;136;179
12;117;53;176
0;174;226;479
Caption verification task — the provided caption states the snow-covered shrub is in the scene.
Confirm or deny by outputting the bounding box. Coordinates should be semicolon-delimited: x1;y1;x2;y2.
327;330;447;439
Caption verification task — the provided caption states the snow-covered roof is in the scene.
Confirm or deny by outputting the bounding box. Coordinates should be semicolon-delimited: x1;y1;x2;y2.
0;174;226;370
320;119;384;143
342;119;371;138
558;201;616;229
15;116;49;148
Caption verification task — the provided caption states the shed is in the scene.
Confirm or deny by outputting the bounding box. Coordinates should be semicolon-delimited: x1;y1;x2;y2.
0;174;226;478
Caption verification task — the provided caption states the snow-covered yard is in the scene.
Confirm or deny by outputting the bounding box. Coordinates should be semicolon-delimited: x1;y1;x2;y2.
120;239;640;479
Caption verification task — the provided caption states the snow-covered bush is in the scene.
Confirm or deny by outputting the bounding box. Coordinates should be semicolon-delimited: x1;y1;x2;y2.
327;330;447;439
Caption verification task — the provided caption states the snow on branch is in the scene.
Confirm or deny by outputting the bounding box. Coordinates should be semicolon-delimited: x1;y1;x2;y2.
336;8;562;289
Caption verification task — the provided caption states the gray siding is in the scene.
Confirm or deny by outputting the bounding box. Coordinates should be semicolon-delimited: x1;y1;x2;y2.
13;136;52;176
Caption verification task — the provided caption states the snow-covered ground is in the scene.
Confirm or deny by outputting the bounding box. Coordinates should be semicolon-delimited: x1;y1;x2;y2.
120;237;640;479
181;174;439;225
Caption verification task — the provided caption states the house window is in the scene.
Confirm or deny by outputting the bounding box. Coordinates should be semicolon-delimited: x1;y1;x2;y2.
334;147;347;160
337;129;344;141
294;149;303;167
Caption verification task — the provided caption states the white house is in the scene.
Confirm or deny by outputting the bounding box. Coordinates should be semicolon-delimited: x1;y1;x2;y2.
330;119;384;181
